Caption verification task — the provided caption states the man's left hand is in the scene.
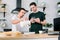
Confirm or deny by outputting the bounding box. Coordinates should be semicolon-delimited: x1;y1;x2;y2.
34;18;41;23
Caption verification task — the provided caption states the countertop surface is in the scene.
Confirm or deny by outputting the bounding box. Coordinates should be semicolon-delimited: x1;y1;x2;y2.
0;32;58;39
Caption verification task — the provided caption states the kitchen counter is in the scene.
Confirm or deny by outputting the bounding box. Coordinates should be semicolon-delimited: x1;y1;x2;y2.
0;32;59;40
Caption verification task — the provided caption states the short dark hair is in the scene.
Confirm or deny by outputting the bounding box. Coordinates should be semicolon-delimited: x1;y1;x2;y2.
30;2;37;6
11;8;28;13
17;8;28;12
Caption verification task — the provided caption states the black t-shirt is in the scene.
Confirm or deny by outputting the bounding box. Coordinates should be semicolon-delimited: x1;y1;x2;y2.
29;11;45;33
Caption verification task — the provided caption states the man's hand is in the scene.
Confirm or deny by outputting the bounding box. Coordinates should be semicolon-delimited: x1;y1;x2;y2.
21;17;28;21
30;18;35;23
23;17;28;20
34;18;41;23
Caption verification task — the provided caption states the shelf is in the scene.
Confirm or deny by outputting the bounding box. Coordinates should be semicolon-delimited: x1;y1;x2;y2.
0;4;6;5
0;12;6;17
0;12;6;13
0;4;6;8
0;3;6;17
0;19;6;21
0;6;6;12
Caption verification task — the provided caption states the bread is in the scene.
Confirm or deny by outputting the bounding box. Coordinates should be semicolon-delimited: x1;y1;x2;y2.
12;31;22;36
3;31;12;36
3;31;22;36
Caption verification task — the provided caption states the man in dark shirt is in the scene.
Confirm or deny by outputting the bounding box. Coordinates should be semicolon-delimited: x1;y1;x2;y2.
29;2;46;34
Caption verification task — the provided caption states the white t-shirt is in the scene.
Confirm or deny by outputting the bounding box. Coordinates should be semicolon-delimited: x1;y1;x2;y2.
12;15;30;32
11;15;20;32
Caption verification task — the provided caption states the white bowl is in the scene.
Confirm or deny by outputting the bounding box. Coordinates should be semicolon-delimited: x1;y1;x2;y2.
20;20;31;27
39;31;43;34
24;32;35;35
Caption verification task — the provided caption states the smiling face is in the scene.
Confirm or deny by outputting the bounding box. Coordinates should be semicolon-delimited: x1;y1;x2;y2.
18;10;26;18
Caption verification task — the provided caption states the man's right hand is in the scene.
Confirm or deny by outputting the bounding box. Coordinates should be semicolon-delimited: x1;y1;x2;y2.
30;18;35;23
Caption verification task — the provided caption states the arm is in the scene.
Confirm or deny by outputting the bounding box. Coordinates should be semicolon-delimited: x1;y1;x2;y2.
34;18;46;25
12;17;28;24
11;20;20;24
29;14;33;23
40;20;46;25
34;12;46;25
40;12;46;25
11;15;20;24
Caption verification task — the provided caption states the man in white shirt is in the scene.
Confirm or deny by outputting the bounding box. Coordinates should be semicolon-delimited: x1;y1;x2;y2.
11;8;28;32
